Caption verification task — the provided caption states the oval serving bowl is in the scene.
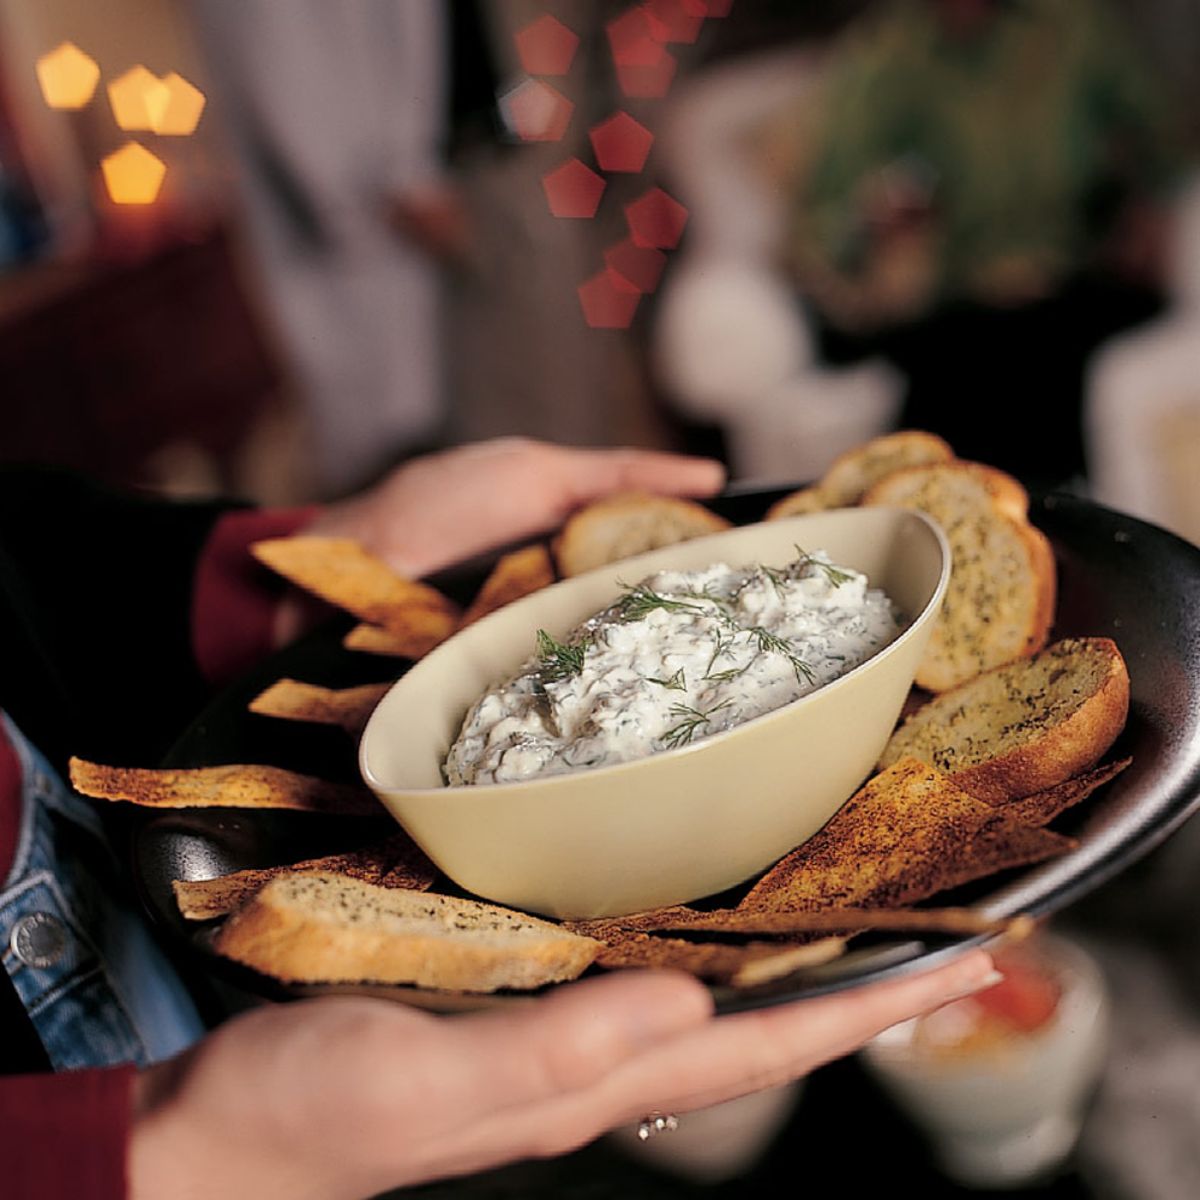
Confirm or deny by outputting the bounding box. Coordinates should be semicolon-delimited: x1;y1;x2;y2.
360;507;950;919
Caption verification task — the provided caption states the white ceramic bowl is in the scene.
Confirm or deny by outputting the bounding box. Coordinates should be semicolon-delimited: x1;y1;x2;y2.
360;508;949;919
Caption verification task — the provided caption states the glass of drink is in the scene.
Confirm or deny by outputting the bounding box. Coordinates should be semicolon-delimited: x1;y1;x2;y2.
861;929;1109;1188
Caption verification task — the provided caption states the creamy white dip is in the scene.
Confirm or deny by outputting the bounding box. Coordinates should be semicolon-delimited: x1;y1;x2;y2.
444;550;903;785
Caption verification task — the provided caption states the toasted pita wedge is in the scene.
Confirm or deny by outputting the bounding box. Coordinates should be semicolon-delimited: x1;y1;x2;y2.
460;544;555;626
643;907;1035;940
252;537;459;638
739;758;1073;913
343;619;448;659
249;679;391;736
554;492;731;578
214;873;599;991
172;834;437;921
591;931;845;985
69;758;381;816
1005;758;1132;828
880;639;1130;804
563;906;695;940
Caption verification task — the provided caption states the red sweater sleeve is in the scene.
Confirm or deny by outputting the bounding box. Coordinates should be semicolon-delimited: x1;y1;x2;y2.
190;506;320;686
0;1065;136;1199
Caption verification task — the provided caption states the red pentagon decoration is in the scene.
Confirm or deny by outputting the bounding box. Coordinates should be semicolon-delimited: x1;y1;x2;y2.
499;79;573;142
514;15;580;76
604;238;667;293
542;158;606;218
616;51;678;99
643;0;705;44
579;268;641;329
589;112;654;174
606;8;664;67
625;187;689;248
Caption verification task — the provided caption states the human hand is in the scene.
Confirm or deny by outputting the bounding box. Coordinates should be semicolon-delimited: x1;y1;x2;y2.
309;437;727;580
129;951;995;1200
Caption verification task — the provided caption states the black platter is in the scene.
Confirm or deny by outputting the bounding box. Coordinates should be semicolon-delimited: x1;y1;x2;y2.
132;489;1200;1014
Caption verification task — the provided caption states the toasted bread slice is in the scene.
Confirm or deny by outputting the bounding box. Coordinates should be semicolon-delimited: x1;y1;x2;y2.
554;492;731;578
249;680;391;736
213;872;600;992
1006;757;1132;828
820;430;956;506
459;543;555;626
590;932;845;986
738;757;1072;913
879;638;1130;805
173;834;437;921
959;463;1029;521
69;759;382;816
765;486;830;521
765;430;956;519
863;465;1055;690
251;537;459;636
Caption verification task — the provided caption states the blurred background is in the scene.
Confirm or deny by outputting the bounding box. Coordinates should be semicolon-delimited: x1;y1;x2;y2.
4;2;1200;1195
4;0;1199;536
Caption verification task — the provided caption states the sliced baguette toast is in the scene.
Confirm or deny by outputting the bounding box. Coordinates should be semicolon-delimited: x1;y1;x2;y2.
820;429;956;506
554;492;731;578
959;463;1029;521
880;638;1130;804
764;485;831;521
766;430;955;518
863;464;1055;691
213;872;600;992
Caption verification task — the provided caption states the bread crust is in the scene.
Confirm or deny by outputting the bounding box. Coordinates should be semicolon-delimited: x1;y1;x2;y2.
821;430;956;506
554;492;731;577
214;873;599;992
881;638;1130;805
766;430;956;519
1021;523;1057;656
863;464;1056;691
764;485;829;520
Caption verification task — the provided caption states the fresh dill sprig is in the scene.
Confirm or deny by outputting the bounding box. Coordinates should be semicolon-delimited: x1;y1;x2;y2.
760;564;788;596
794;545;855;588
704;665;748;684
705;628;735;677
681;582;734;609
660;700;733;750
745;625;816;685
648;667;687;691
535;628;589;683
615;581;705;622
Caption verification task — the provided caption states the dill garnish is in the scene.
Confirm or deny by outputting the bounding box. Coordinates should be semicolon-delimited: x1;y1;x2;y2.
705;665;748;684
535;629;589;683
705;629;735;677
760;564;788;596
745;625;816;685
681;581;733;609
648;667;687;691
615;581;705;622
794;545;855;587
660;700;733;749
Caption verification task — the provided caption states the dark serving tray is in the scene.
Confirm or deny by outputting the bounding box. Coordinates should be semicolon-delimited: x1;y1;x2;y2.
131;488;1200;1015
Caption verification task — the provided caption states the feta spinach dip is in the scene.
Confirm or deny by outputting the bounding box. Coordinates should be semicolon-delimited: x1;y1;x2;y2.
444;549;903;786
